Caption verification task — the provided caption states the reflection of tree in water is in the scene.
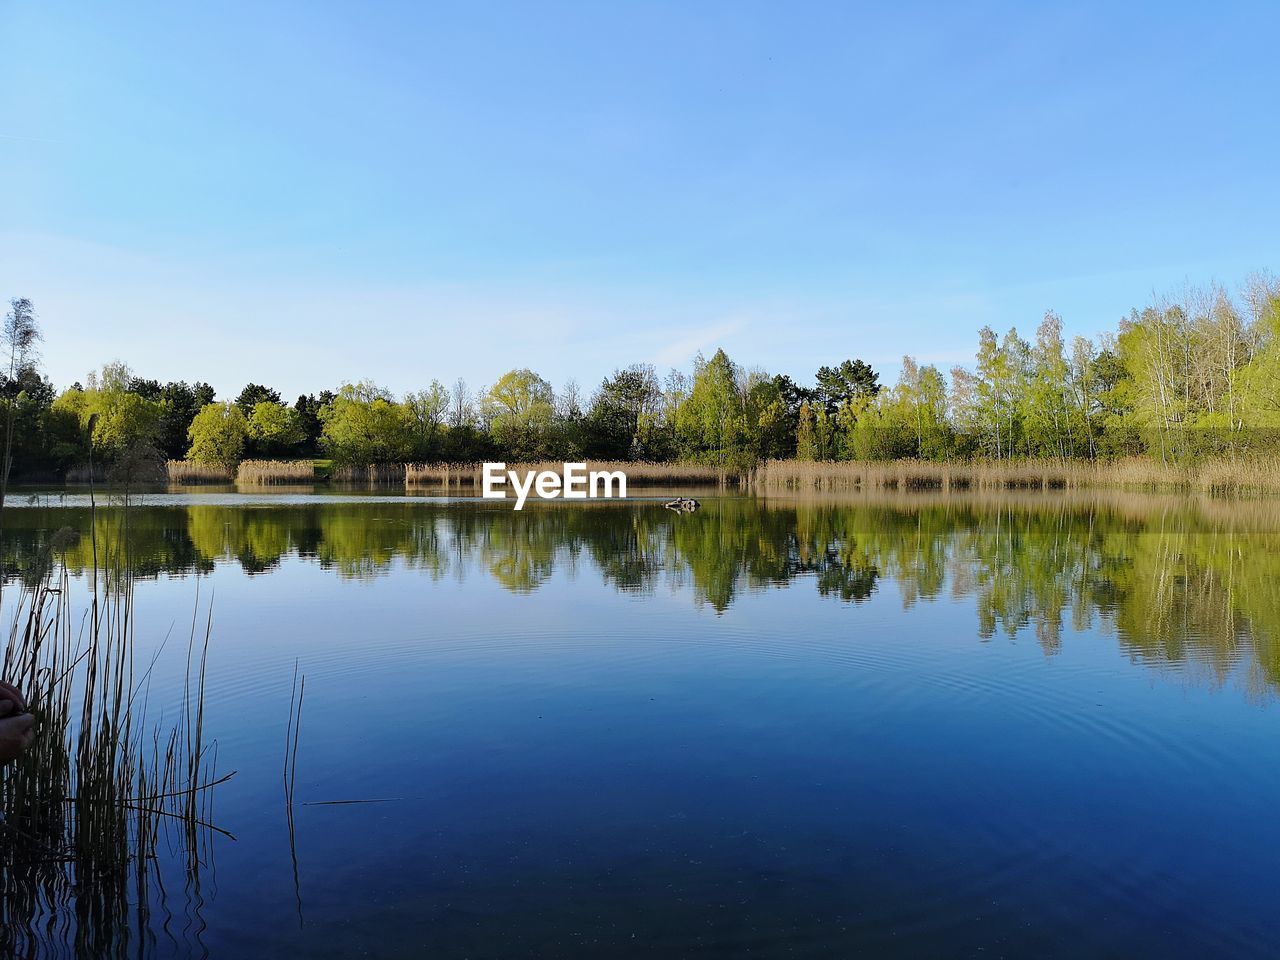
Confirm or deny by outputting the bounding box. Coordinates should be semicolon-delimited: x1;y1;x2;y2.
4;492;1280;694
479;508;564;593
815;548;878;602
580;510;668;594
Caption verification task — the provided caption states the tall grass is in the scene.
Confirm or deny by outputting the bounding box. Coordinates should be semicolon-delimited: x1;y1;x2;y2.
164;455;1280;497
751;456;1280;496
332;463;406;484
236;459;315;485
405;460;731;487
1193;457;1280;496
0;497;230;955
166;459;234;484
754;458;1100;491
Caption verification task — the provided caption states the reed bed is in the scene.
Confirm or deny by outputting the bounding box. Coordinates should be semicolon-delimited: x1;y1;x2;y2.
754;458;1103;492
751;457;1280;496
405;460;732;487
1194;457;1280;496
0;507;230;955
167;455;1280;496
236;459;316;485
166;458;234;484
332;463;406;484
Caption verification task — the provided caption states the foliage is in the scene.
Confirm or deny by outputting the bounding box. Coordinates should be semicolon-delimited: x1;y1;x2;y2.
674;350;748;466
8;273;1280;480
2;298;44;501
482;369;555;461
585;364;663;459
235;383;282;413
52;363;165;469
247;401;305;457
294;390;335;455
815;358;880;415
320;381;414;466
186;401;248;467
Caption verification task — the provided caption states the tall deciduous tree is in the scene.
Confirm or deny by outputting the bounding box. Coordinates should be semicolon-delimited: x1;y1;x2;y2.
187;401;248;467
53;362;165;470
675;350;747;466
795;402;817;461
247;402;305;457
483;369;555;460
320;381;413;466
403;381;450;458
2;298;42;508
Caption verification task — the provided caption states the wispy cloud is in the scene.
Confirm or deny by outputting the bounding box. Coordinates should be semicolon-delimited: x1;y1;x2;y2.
650;319;744;369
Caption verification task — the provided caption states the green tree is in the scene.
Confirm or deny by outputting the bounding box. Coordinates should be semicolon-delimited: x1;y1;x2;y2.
187;401;248;467
1089;346;1139;456
483;369;555;460
2;298;42;507
320;381;414;466
153;380;216;459
247;401;305;457
674;350;747;466
744;376;793;459
586;364;661;459
1234;286;1280;435
972;326;1031;459
815;359;880;416
294;390;335;455
52;362;164;467
1024;312;1075;460
403;381;450;459
795;402;817;461
889;357;952;459
235;383;282;414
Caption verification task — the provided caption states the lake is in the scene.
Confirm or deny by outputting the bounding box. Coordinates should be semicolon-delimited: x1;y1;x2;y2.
2;488;1279;958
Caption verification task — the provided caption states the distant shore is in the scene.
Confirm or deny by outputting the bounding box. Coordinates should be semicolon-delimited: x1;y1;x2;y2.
141;456;1280;498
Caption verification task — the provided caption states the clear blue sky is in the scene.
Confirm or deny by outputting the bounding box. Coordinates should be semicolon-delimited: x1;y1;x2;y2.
3;0;1277;400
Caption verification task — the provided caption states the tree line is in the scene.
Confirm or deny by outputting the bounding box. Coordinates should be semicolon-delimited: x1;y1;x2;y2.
3;272;1280;481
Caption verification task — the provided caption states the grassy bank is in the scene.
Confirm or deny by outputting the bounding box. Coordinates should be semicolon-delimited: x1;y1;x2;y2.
752;457;1280;496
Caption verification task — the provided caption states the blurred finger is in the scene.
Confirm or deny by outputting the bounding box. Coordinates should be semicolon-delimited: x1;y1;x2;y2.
0;700;13;717
0;682;25;710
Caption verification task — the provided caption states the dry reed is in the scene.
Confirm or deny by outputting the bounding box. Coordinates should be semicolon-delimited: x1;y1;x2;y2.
236;459;316;485
166;459;234;484
751;457;1280;496
332;463;406;484
405;460;731;487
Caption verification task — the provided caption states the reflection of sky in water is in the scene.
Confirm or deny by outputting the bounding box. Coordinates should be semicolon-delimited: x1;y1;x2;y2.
4;492;1280;957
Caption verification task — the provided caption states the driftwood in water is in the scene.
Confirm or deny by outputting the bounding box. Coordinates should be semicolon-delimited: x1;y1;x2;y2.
664;497;701;513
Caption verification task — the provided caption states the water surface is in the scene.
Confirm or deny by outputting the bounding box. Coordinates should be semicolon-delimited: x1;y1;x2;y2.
3;489;1279;957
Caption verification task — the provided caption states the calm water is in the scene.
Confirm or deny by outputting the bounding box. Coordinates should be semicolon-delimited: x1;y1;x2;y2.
3;488;1280;958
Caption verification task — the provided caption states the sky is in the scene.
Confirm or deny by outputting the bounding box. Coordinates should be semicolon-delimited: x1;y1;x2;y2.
3;0;1279;401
